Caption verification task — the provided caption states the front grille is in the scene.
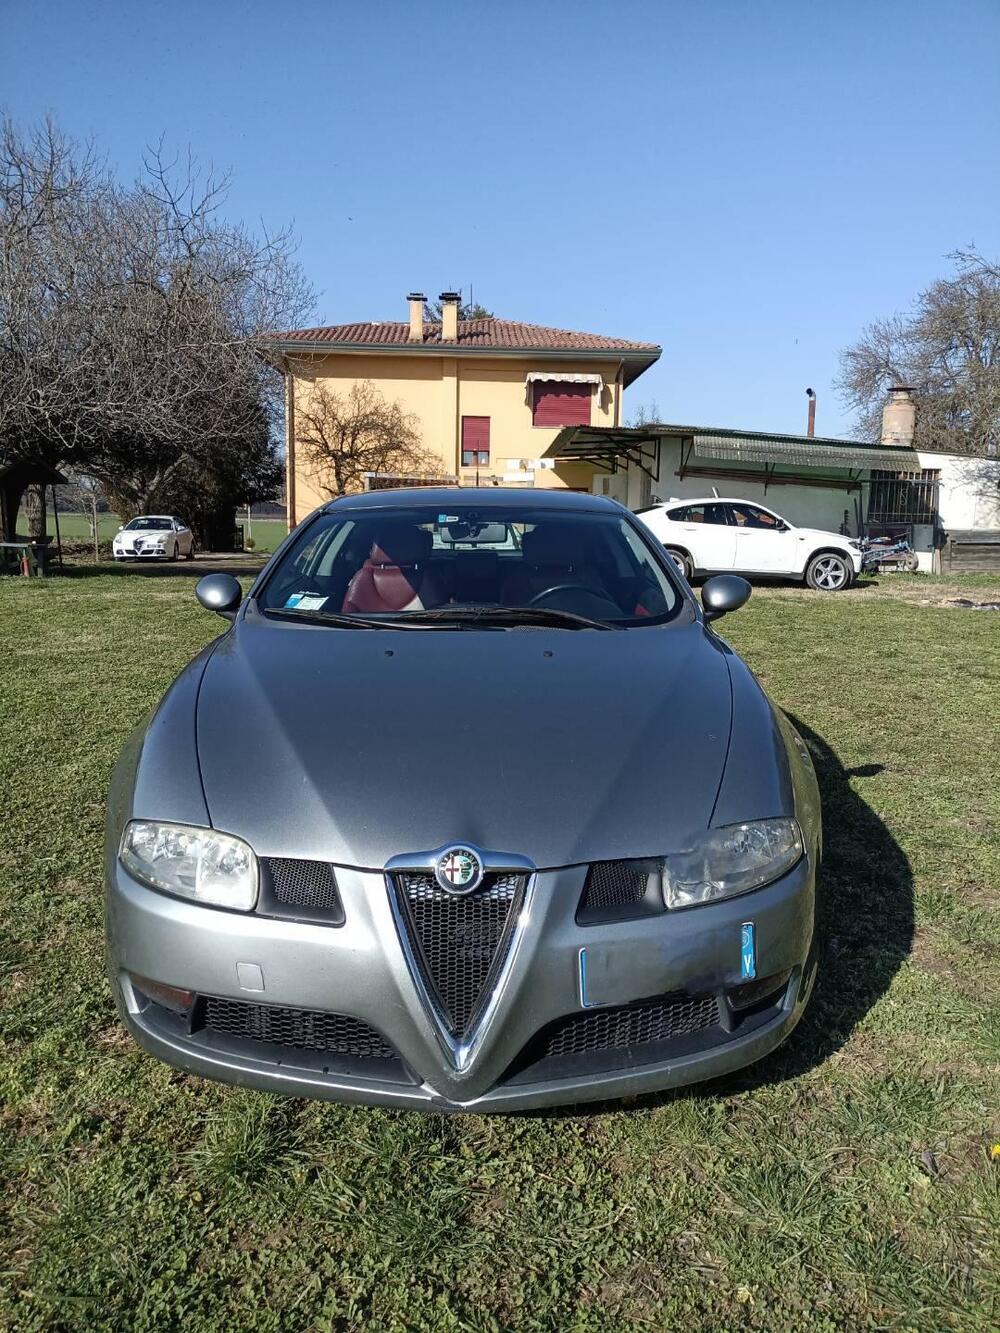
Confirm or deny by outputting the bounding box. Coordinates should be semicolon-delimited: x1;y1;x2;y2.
536;991;720;1060
201;996;395;1059
581;860;653;910
264;857;342;912
391;872;526;1037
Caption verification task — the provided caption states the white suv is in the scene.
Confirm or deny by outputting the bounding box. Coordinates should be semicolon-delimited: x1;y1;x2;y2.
636;497;863;590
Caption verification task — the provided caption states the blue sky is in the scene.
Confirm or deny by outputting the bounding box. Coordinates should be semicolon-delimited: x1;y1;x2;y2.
4;0;998;437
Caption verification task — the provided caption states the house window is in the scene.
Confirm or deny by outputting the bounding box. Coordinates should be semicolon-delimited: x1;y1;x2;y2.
461;415;490;467
531;381;592;428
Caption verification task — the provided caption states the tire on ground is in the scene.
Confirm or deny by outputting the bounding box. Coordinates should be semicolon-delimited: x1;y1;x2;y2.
664;547;694;582
805;550;851;591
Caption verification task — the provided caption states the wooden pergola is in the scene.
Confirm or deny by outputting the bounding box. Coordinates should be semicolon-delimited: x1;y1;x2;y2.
0;458;68;573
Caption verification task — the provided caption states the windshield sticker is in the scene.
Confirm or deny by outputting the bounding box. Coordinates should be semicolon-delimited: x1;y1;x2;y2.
284;592;328;611
438;514;460;524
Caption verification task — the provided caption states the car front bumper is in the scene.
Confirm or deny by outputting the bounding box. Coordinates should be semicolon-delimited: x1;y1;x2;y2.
105;856;816;1112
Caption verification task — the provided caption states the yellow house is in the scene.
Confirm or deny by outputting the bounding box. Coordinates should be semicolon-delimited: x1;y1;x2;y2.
273;291;660;525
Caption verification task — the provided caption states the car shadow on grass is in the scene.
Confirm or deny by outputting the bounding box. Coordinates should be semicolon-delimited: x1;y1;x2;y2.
545;714;914;1117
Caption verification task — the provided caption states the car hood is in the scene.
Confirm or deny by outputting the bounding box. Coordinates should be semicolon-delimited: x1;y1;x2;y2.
794;526;854;547
195;613;735;869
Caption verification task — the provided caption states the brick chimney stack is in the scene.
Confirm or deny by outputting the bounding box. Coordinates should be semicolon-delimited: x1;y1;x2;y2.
407;292;425;343
439;291;461;342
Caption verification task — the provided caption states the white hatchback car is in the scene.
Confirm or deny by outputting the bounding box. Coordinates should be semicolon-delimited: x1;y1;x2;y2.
113;516;195;562
636;498;862;590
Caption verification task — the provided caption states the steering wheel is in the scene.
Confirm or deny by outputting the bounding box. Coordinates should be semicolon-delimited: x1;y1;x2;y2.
526;584;624;618
527;584;599;606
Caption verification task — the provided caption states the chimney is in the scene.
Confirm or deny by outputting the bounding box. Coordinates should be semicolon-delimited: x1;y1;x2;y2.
881;385;916;447
407;292;425;343
806;387;816;438
439;291;461;342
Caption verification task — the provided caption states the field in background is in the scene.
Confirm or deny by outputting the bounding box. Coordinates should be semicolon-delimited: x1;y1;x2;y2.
19;513;290;553
1;573;998;1330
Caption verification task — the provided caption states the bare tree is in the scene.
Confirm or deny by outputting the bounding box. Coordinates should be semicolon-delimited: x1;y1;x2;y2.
839;250;1000;456
295;380;442;496
0;117;313;537
627;400;663;428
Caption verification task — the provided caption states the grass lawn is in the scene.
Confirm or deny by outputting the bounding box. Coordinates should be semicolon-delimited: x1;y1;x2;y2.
24;514;290;553
1;571;998;1330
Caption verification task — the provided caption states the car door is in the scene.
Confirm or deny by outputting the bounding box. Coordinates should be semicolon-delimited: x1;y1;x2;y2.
173;520;191;555
665;502;735;571
726;503;797;572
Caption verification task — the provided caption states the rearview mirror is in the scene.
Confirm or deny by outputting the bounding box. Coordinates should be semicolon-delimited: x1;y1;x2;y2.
196;573;242;620
702;574;751;621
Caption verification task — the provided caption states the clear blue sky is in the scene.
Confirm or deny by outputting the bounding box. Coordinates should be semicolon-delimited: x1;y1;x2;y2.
4;0;998;437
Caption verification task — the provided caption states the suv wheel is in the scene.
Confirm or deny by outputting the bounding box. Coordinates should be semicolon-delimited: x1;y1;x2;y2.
805;551;850;591
664;548;693;582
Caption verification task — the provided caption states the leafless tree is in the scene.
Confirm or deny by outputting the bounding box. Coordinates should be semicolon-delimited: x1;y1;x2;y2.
627;400;663;428
295;380;442;496
838;249;1000;456
0;117;313;537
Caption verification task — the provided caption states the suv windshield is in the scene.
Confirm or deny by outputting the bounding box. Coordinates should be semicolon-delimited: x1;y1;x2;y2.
259;503;680;628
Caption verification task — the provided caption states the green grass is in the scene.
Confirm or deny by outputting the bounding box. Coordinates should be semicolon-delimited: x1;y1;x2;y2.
22;514;289;552
1;572;998;1331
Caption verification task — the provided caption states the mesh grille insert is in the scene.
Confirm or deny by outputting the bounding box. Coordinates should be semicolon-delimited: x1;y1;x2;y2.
202;996;395;1059
264;858;342;912
580;860;653;911
392;872;525;1037
537;991;720;1060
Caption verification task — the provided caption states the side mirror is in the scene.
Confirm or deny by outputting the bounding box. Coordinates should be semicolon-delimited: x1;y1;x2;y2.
117;524;124;532
702;574;751;622
196;573;242;620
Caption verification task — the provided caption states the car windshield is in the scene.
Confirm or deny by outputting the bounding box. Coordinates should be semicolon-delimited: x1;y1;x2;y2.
125;517;173;531
259;502;681;628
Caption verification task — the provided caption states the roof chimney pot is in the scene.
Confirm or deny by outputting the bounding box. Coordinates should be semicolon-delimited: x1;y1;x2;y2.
439;291;461;342
407;292;426;343
881;385;917;447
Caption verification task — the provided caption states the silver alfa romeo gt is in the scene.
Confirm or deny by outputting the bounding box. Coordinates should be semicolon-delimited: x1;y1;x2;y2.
105;488;821;1111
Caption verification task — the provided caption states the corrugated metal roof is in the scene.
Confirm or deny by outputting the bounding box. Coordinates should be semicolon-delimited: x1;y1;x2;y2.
692;433;921;470
546;424;922;472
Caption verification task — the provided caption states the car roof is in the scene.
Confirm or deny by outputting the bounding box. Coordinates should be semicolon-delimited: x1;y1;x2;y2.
323;487;619;514
654;497;775;507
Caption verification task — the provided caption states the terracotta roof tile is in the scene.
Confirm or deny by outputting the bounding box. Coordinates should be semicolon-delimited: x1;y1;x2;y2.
275;318;659;353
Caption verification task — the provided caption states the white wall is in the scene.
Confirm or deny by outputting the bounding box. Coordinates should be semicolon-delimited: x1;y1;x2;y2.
918;450;1000;531
647;441;858;534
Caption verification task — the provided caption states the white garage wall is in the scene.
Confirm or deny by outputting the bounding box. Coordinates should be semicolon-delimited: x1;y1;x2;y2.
648;441;858;534
919;451;1000;531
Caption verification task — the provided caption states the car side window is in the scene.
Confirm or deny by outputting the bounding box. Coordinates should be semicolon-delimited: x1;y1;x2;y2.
668;504;728;525
729;503;780;530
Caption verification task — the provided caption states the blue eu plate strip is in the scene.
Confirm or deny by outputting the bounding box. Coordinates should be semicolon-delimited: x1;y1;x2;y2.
578;947;592;1007
740;922;756;980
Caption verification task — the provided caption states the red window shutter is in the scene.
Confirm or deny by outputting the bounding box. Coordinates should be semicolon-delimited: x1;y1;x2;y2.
461;416;490;459
531;382;592;427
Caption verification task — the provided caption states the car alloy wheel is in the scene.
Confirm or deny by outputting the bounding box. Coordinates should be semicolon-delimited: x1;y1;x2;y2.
665;548;693;582
806;552;849;591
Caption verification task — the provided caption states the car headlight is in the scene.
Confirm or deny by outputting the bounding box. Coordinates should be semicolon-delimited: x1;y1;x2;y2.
662;818;803;909
119;820;258;910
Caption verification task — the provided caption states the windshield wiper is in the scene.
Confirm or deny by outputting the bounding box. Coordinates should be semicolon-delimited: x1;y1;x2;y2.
265;608;445;631
399;605;622;630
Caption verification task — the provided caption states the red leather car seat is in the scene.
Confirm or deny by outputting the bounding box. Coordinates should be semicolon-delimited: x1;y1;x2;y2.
342;526;443;614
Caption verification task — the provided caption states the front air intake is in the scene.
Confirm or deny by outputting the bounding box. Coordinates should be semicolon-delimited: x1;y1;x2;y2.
390;871;526;1037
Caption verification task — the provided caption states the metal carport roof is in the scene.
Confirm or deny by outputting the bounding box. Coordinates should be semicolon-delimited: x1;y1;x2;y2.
546;424;922;474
